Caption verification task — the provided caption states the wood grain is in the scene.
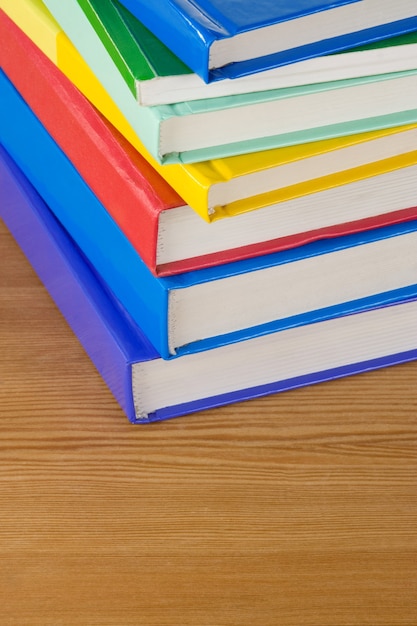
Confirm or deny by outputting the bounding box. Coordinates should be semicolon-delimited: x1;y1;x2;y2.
1;218;417;626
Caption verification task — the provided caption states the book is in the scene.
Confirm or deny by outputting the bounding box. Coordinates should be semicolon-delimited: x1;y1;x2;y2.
59;0;417;106
5;2;417;222
2;145;417;424
112;0;417;82
2;69;417;362
3;11;417;278
39;0;417;163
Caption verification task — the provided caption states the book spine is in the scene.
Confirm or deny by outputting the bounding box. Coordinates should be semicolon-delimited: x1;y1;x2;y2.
0;71;172;359
77;0;141;95
0;10;163;275
3;0;214;216
42;0;166;162
0;0;61;63
0;146;139;422
55;32;214;217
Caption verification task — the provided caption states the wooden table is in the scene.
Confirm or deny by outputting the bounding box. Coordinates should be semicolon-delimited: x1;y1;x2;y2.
1;218;416;626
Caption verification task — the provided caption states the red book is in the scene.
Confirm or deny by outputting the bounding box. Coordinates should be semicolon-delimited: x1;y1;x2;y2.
2;10;417;277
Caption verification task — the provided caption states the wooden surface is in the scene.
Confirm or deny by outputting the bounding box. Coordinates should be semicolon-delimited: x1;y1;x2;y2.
1;218;417;626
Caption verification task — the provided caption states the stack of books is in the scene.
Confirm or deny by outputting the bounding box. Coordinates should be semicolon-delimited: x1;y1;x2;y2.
1;0;417;423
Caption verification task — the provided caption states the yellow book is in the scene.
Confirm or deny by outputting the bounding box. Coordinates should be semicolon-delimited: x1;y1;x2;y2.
2;0;417;222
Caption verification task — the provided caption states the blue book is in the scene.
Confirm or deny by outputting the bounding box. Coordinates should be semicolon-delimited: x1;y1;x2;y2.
109;0;417;82
2;145;417;424
2;70;417;360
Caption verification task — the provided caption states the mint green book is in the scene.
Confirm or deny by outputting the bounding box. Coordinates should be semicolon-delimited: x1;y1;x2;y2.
41;0;417;164
78;0;417;106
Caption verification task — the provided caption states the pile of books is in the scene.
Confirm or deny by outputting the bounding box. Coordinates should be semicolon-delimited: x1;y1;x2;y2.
1;0;417;423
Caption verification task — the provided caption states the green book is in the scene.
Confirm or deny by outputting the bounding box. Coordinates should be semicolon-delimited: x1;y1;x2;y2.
39;0;417;164
80;0;417;106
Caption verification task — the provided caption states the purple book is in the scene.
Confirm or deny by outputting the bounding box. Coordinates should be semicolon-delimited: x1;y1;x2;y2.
1;145;417;424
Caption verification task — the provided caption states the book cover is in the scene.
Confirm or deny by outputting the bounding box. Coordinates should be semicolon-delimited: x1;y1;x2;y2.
113;0;417;82
76;0;417;105
38;0;417;163
3;10;417;278
2;145;417;423
0;7;183;276
2;70;417;361
4;1;417;221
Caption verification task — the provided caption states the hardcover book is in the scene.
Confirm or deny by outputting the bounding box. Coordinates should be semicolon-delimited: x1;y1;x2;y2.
4;1;417;221
112;0;417;82
56;0;417;106
2;70;417;361
2;145;417;423
38;0;417;164
3;11;417;277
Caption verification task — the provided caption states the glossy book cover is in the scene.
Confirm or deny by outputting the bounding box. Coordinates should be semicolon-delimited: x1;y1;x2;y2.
39;0;417;164
3;10;417;280
2;71;417;361
71;0;417;105
113;0;417;82
2;145;417;423
4;0;417;221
